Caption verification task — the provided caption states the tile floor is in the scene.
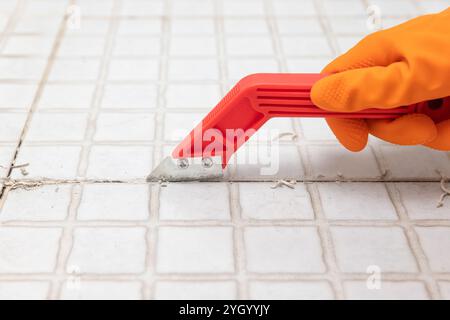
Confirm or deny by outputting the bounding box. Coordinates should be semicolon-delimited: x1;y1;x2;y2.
0;0;450;300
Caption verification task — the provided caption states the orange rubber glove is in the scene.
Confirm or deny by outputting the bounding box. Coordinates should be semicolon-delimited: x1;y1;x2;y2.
311;8;450;151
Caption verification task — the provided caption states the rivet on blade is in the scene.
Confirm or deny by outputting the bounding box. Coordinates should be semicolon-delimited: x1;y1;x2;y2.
201;157;213;168
177;158;189;169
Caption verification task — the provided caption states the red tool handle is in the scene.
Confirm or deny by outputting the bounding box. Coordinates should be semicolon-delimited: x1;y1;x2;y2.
173;73;450;167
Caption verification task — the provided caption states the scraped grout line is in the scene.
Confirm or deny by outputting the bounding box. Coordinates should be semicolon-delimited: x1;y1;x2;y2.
384;183;441;299
0;2;74;202
0;0;23;51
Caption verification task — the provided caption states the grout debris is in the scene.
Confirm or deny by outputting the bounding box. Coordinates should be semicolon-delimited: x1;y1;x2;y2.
272;132;298;141
271;179;297;189
437;178;450;208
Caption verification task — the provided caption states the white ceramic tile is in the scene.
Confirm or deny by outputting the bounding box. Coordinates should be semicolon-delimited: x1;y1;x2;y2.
282;35;332;56
171;0;214;17
117;19;162;35
417;0;449;14
163;112;203;141
277;18;323;34
223;0;265;16
168;58;219;81
78;184;149;221
154;281;237;300
66;19;110;36
170;36;216;56
14;16;61;34
26;113;88;141
331;227;418;273
1;185;71;221
166;83;221;109
249;281;334;300
227;58;279;80
395;183;450;220
113;36;161;56
61;281;142;300
108;59;159;80
344;281;429;300
299;118;335;140
323;0;366;16
159;183;230;221
239;182;314;220
67;227;147;274
49;58;101;81
439;282;450;300
369;0;418;16
156;227;234;273
307;145;381;179
226;36;274;56
224;18;269;35
39;84;94;109
250;117;296;142
234;144;305;180
0;84;37;109
415;227;450;273
0;58;47;80
244;227;325;273
94;112;155;141
86;145;152;179
329;17;369;35
318;182;397;220
120;0;164;16
11;145;81;179
336;35;363;53
287;58;330;73
101;84;158;109
0;113;27;141
3;36;54;55
273;0;317;16
379;146;450;179
0;227;62;273
23;0;67;16
57;37;105;57
171;19;215;35
0;281;50;300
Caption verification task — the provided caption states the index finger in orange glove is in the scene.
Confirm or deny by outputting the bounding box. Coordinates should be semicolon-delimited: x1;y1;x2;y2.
311;8;450;151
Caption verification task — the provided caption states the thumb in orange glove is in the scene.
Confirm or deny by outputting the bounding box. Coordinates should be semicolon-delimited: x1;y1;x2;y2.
311;8;450;151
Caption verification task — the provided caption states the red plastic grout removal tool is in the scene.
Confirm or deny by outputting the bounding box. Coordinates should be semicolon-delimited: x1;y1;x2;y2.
147;73;450;182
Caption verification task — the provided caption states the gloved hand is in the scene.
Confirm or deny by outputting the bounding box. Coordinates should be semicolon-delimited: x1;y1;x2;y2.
311;8;450;151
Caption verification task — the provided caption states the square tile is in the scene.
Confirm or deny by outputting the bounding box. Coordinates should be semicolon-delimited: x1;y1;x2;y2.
3;36;54;55
415;227;450;273
244;227;325;273
336;35;363;53
108;59;159;81
344;281;429;300
168;58;218;81
417;0;450;14
86;145;152;179
318;182;397;220
0;281;50;300
0;113;27;142
11;145;82;179
281;36;332;56
307;145;381;179
94;112;155;141
227;58;278;81
67;227;147;274
159;183;230;220
117;19;162;35
120;0;164;16
171;18;215;35
369;0;418;16
23;0;67;16
299;118;335;140
49;58;101;81
165;84;221;109
39;84;95;109
14;16;60;34
250;117;296;142
239;182;314;220
0;58;46;80
170;36;216;56
331;227;418;273
379;146;450;179
163;112;203;141
439;281;450;300
277;18;323;35
249;281;334;300
0;84;37;109
101;84;158;109
323;0;366;16
224;18;269;35
154;281;237;300
273;0;317;16
66;19;110;35
1;185;71;221
77;184;149;220
26;113;88;141
395;183;450;220
226;36;273;56
223;0;265;16
0;227;62;273
113;36;161;56
171;0;214;16
329;17;368;35
287;58;330;73
156;227;234;273
60;281;142;300
57;37;105;57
